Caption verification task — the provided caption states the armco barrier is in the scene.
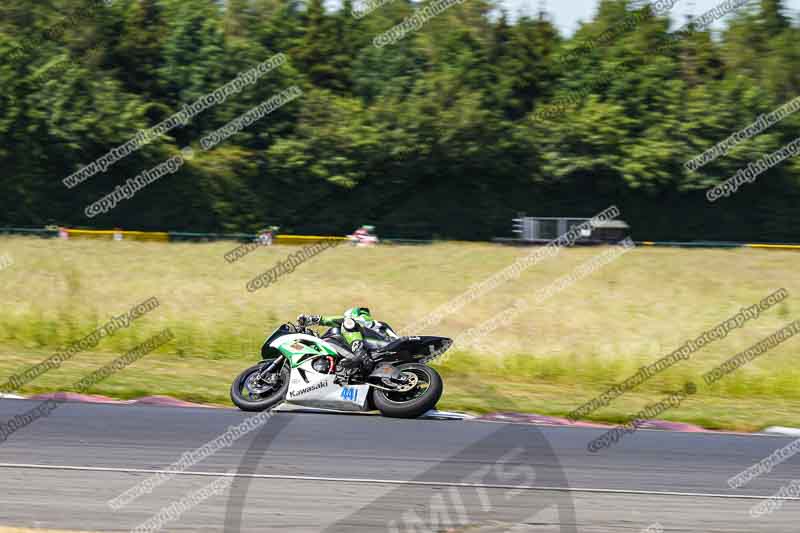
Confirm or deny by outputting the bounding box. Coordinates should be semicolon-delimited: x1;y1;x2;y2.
66;229;169;242
169;232;347;245
1;227;799;250
745;243;800;250
638;241;800;251
0;227;57;238
0;228;346;245
638;240;744;248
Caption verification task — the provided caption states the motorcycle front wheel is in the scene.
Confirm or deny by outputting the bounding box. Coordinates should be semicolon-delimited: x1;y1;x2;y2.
372;363;443;418
230;359;289;412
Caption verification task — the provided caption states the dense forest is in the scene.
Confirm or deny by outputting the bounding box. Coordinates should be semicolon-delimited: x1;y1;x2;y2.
0;0;798;241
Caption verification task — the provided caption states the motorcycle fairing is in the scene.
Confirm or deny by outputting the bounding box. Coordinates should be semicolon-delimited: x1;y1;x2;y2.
269;333;340;367
286;363;370;411
273;333;370;411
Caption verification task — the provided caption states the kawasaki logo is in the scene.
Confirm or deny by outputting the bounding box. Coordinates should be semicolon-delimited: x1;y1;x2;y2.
289;381;329;397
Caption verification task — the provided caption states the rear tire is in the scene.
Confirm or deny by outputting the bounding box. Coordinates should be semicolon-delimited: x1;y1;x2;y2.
230;360;289;412
372;363;443;419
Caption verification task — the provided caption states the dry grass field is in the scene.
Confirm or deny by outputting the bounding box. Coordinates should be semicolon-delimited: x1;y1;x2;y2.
0;236;798;430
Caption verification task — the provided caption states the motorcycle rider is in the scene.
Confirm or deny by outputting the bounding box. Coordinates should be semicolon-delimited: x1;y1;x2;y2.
297;307;381;381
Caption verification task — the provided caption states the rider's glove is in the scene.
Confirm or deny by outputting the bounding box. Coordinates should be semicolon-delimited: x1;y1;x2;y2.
297;314;321;326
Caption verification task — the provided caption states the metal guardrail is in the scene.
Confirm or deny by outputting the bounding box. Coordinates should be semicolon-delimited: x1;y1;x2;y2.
0;227;349;245
638;241;800;250
67;229;169;242
0;227;57;237
1;227;799;250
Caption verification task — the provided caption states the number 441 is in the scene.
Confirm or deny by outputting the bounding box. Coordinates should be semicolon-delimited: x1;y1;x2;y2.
341;387;358;401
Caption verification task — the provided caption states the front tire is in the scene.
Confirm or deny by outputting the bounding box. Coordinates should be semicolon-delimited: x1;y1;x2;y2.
372;363;443;419
230;360;289;412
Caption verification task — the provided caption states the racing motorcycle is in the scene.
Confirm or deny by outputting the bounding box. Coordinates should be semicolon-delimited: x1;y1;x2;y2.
230;319;452;418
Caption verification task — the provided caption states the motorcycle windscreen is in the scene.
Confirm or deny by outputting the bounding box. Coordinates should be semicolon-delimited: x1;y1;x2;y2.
261;324;295;359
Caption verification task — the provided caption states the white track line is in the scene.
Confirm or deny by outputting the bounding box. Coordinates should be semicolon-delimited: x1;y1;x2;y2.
0;462;797;501
763;426;800;437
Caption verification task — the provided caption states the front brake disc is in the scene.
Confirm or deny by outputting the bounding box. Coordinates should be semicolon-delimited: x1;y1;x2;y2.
246;373;274;394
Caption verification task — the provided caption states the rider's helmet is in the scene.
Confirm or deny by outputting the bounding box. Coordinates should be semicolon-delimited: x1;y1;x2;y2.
345;307;375;328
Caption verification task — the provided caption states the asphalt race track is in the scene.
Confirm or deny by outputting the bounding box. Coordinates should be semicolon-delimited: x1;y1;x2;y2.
0;399;799;532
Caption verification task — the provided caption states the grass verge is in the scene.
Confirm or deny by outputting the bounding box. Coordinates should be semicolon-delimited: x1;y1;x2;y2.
0;237;798;431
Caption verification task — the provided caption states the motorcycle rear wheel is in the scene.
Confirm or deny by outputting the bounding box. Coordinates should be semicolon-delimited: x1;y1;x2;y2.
372;363;443;418
230;360;289;412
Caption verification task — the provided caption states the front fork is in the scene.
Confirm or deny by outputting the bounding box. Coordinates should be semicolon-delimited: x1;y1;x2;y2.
257;356;285;380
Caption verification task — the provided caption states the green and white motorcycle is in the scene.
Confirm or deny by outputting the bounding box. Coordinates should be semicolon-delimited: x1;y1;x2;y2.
230;319;452;418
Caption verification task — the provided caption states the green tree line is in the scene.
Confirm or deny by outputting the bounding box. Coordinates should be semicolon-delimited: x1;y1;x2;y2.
0;0;798;240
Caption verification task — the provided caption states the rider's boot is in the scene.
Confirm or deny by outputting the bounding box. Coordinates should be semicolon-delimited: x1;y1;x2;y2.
335;341;373;384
